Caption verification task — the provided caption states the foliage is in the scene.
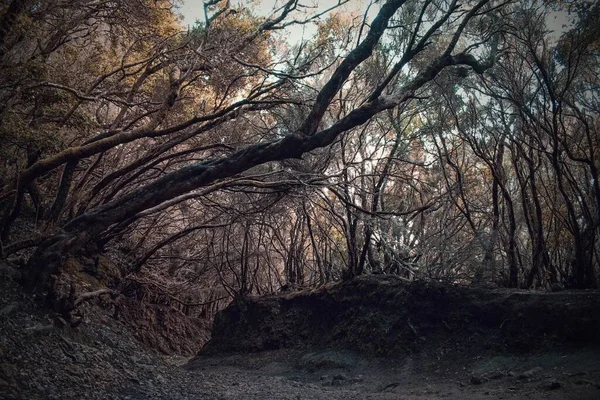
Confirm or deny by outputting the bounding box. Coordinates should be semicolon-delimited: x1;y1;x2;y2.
0;0;598;316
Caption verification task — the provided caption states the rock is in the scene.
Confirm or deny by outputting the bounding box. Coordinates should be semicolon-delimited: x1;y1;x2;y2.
26;323;54;336
298;350;360;371
381;382;400;391
155;374;167;385
519;366;543;380
0;302;19;317
549;381;562;390
128;377;141;385
333;373;348;381
470;375;484;385
568;371;587;377
488;371;505;380
332;373;348;386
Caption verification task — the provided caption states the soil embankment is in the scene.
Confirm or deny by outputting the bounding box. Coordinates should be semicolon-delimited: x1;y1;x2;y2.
199;275;600;356
187;275;600;399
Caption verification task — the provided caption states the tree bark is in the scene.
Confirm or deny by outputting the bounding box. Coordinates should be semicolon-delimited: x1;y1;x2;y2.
0;0;24;57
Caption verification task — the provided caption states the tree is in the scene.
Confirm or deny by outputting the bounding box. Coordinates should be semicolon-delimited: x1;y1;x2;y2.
17;1;600;299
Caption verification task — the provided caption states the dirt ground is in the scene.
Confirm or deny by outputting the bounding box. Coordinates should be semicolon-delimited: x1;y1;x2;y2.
2;263;599;399
183;346;600;400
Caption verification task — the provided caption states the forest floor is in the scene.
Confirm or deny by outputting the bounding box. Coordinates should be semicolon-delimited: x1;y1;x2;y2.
184;346;600;400
1;262;600;399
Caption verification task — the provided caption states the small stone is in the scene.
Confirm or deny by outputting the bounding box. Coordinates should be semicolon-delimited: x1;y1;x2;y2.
27;324;54;336
568;371;587;377
331;374;348;386
333;373;347;381
519;367;542;380
549;381;562;390
0;302;19;317
489;371;505;380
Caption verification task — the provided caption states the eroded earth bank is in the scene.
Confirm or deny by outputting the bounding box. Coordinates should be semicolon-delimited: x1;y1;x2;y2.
1;263;599;400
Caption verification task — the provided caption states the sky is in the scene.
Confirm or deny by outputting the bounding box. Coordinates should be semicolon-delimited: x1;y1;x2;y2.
175;0;369;43
177;0;283;27
175;1;576;42
176;0;358;27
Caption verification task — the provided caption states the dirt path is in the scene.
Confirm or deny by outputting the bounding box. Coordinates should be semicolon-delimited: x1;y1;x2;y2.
2;264;599;399
4;315;599;400
53;346;599;400
177;347;600;400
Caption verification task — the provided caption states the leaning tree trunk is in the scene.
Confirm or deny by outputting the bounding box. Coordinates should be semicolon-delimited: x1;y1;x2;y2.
24;0;499;293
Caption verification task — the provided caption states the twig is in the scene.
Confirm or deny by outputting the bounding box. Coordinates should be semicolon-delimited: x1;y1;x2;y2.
407;317;419;337
73;289;117;307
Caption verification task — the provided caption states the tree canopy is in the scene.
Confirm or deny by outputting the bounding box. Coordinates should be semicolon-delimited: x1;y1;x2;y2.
1;0;598;311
